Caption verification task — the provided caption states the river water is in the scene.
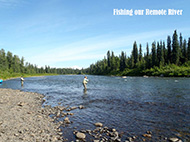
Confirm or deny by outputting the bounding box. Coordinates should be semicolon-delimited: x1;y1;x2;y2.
1;75;190;141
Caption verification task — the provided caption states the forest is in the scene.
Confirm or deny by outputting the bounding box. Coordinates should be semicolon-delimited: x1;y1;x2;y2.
1;30;190;79
85;30;190;77
0;50;81;79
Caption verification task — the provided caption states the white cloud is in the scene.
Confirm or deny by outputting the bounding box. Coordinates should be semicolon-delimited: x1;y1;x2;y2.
0;0;26;8
27;28;190;68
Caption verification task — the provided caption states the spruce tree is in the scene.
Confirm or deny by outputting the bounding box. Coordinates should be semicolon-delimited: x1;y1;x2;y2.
7;51;13;71
0;49;8;71
188;38;190;61
107;51;111;68
20;57;25;73
160;41;165;66
13;55;21;73
182;39;187;63
172;30;180;65
179;33;183;64
110;51;116;71
119;51;126;71
167;36;172;64
139;44;142;62
157;41;161;66
163;41;167;63
145;43;151;69
151;42;157;67
132;41;138;65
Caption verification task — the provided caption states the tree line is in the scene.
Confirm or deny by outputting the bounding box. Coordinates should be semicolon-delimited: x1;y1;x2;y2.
85;30;190;76
0;49;81;78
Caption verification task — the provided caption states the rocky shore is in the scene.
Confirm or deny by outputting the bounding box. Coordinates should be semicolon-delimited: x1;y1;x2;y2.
0;88;63;142
0;88;185;142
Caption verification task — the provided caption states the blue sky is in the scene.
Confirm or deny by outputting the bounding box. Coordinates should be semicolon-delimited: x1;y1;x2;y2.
0;0;190;69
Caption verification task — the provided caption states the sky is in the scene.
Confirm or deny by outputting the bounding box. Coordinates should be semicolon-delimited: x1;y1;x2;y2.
0;0;190;69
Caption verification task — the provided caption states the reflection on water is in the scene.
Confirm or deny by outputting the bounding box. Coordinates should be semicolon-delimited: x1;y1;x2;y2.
1;75;190;141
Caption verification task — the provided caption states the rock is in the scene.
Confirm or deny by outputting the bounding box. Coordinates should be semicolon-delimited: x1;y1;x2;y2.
56;110;61;117
79;105;85;109
146;131;152;134
70;106;77;111
93;140;99;142
94;122;103;127
112;128;116;132
17;102;25;106
64;117;70;124
127;137;133;142
169;137;182;142
76;132;86;139
143;134;152;138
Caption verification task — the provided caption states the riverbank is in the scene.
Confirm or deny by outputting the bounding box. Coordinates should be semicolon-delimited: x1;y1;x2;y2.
0;88;63;142
0;72;59;80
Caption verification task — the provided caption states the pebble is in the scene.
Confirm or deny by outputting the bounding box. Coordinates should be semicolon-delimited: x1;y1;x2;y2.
143;134;152;138
79;105;85;109
169;137;182;142
112;128;116;132
94;122;103;127
17;102;25;106
76;132;86;139
64;117;70;124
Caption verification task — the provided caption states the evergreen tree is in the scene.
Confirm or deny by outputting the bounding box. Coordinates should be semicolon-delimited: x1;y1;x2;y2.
181;39;187;63
139;44;142;62
132;41;138;66
7;51;13;71
167;36;172;64
145;43;151;69
107;51;111;68
151;42;157;67
119;51;126;71
110;51;116;70
179;33;183;63
160;41;165;66
188;38;190;61
13;55;21;73
0;49;8;71
146;43;149;57
163;41;167;63
20;57;25;73
172;30;180;65
157;41;161;66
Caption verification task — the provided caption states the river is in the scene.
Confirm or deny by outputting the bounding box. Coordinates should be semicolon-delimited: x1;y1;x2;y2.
1;75;190;141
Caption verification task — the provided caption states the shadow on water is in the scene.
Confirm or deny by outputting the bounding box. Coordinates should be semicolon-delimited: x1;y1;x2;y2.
1;75;190;141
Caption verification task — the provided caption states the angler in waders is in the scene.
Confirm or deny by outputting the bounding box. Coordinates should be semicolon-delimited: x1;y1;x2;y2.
82;76;89;90
21;76;24;86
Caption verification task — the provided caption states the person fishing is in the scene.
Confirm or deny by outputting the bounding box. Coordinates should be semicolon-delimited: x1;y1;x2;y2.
82;76;89;90
21;76;24;86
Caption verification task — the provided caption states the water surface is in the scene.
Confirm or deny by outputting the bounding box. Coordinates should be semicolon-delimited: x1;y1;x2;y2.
1;75;190;141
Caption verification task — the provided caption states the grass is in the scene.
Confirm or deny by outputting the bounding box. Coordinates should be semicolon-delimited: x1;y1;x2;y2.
0;71;59;80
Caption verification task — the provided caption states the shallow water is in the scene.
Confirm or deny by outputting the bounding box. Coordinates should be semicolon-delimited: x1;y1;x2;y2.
1;75;190;141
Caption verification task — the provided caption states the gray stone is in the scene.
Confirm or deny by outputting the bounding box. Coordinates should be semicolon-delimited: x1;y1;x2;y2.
64;117;70;123
79;105;85;109
76;132;86;139
94;122;103;127
169;137;182;142
17;102;25;106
